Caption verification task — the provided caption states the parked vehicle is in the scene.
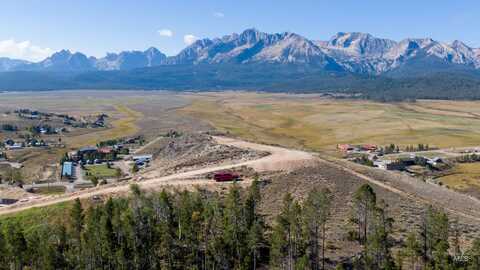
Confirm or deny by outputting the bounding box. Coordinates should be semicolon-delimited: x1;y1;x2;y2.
213;172;240;182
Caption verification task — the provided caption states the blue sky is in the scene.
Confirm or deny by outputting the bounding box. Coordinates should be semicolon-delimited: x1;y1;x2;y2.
1;0;479;61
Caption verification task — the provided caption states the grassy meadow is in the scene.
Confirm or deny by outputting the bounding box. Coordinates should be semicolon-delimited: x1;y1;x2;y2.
180;92;480;197
180;93;480;152
85;164;118;180
437;163;480;192
0;201;71;228
67;104;142;148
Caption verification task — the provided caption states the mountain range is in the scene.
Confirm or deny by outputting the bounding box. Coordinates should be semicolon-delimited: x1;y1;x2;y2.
1;28;480;100
2;28;479;75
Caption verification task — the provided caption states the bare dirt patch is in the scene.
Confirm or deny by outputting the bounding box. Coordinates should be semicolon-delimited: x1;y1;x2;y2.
140;133;269;178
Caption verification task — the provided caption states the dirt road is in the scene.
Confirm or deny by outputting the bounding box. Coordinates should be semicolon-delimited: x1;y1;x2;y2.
0;136;314;215
3;136;480;223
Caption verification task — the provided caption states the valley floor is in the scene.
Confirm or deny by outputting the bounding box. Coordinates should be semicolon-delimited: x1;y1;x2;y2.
2;91;480;260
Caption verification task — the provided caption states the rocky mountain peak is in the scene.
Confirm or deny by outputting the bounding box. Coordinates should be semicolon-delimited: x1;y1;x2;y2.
1;29;479;74
327;32;396;57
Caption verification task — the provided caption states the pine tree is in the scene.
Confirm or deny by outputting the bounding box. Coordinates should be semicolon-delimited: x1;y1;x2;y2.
101;198;117;269
153;190;176;269
244;178;266;270
352;184;377;245
270;193;304;270
4;222;27;269
70;198;84;242
0;224;6;269
244;178;261;229
302;188;331;270
403;232;421;269
224;183;247;268
247;220;265;270
69;198;84;266
365;200;395;269
420;206;450;268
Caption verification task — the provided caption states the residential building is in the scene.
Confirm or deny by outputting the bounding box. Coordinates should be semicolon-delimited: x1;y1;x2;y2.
62;162;74;179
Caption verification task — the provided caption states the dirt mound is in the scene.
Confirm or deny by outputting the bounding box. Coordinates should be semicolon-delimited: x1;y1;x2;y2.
141;133;268;177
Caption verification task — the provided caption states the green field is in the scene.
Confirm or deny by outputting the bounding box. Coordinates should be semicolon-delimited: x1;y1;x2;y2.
0;202;71;228
84;164;118;180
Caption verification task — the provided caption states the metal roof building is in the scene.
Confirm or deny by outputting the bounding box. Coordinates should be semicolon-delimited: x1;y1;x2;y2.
62;162;74;178
132;155;153;161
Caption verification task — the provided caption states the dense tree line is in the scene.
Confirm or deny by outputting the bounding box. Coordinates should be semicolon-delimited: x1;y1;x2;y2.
456;154;480;163
404;144;430;153
2;63;480;101
0;182;480;269
0;181;269;270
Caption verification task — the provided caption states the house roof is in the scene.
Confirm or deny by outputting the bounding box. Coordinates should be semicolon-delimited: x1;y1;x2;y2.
78;146;98;152
62;162;73;176
98;147;113;154
132;155;153;161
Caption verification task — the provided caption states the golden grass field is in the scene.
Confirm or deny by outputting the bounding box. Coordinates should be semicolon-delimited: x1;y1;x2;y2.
0;91;182;183
67;104;142;148
179;92;480;196
180;93;480;153
3;91;480;192
437;163;480;191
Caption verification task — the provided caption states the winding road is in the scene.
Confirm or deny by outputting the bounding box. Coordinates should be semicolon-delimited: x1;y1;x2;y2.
2;136;480;224
0;136;314;215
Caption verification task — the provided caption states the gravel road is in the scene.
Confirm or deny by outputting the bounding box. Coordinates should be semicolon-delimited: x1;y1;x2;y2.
0;136;314;215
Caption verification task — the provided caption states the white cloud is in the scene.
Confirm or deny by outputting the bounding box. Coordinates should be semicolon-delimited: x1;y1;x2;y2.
0;39;53;62
158;29;174;37
183;34;198;45
213;12;225;18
